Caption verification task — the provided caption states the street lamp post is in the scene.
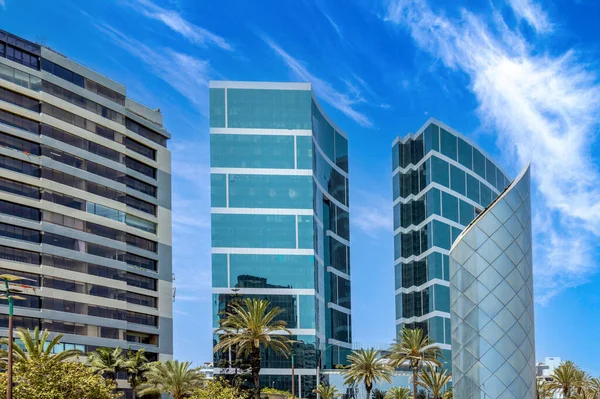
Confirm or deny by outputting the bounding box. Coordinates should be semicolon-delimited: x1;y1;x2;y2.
0;274;35;399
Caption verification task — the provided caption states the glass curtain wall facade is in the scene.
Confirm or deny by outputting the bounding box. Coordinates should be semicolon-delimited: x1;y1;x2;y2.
449;166;535;399
0;29;173;396
210;81;351;398
392;119;510;364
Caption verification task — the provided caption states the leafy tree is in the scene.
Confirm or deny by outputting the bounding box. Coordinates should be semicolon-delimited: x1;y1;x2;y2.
385;387;412;399
372;388;387;399
417;367;451;399
342;348;393;399
387;328;442;399
416;389;427;399
536;379;553;399
0;327;82;365
87;347;127;381
0;358;120;399
549;361;586;398
314;383;341;399
190;377;246;399
124;348;151;393
136;360;204;399
214;298;292;399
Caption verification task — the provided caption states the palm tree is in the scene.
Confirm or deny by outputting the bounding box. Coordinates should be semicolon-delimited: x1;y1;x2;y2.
124;348;151;393
213;298;292;399
372;389;387;399
536;379;553;399
342;348;393;399
385;387;412;399
86;346;126;381
574;369;592;398
136;360;203;399
314;383;341;399
417;367;451;399
387;328;443;399
549;361;585;398
0;327;82;365
442;387;453;399
590;378;600;398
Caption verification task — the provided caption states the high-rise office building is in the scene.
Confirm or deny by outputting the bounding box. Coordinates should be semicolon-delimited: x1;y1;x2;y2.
392;119;510;363
0;29;172;372
209;81;351;397
450;165;535;399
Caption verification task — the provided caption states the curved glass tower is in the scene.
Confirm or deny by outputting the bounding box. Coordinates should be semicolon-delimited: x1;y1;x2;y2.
210;81;351;398
449;165;535;399
392;119;510;364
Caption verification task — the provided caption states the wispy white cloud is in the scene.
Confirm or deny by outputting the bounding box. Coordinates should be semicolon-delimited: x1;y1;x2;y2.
506;0;552;33
384;0;600;303
131;0;232;50
323;12;343;38
95;22;211;111
353;193;393;237
263;37;372;127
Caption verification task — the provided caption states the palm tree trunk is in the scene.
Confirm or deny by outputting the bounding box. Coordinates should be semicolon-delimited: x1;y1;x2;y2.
365;384;371;399
413;366;418;399
252;347;261;399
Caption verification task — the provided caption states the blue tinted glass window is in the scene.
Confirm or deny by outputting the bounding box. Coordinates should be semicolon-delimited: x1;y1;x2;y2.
457;138;472;170
428;252;443;280
441;192;459;223
395;264;402;290
473;148;486;178
395;294;402;319
431;156;449;187
296;136;312;169
424;123;439;153
211;214;296;248
434;285;450;312
314;151;346;205
312;102;335;160
227;89;311;129
212;254;227;287
298;216;314;249
393;203;401;230
466;174;480;203
210;174;227;207
443;255;450;281
394;233;401;260
451;227;462;244
299;295;315;328
440;128;457;161
480;184;492;207
209;88;226;128
459;200;474;226
228;175;312;209
393;174;400;200
433;220;451;250
429;316;445;344
210;134;294;168
426;188;441;217
486;158;497;187
334;132;348;172
229;254;315;289
392;143;400;171
450;165;466;196
445;318;451;344
496;168;506;192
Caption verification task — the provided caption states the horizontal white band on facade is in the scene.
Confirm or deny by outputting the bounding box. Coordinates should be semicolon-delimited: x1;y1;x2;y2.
393;214;465;236
396;311;451;325
392;152;503;197
311;94;348;140
328;303;351;315
326;267;350;281
209;127;313;136
315;292;325;303
212;248;315;256
313;179;349;212
313;214;324;229
394;246;450;266
210;81;312;91
210;167;312;176
393;183;487;212
314;253;324;265
313;137;348;178
326;230;350;246
395;278;450;295
211;207;314;216
213;288;316;296
329;339;352;349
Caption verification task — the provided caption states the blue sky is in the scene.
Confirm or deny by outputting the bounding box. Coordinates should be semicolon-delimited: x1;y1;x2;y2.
2;0;600;374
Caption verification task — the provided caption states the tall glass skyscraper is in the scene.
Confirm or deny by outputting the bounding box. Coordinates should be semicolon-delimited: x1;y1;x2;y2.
0;29;172;397
209;81;351;398
392;119;509;363
450;165;535;398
